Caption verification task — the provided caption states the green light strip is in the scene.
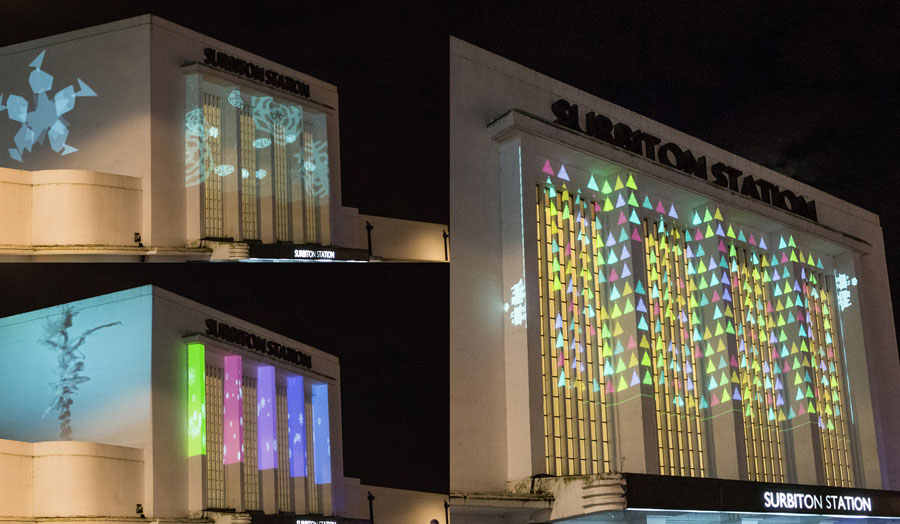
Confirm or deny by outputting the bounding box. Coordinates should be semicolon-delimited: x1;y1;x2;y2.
188;342;207;456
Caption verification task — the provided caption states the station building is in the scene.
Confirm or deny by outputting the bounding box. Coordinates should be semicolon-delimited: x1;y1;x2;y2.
0;286;446;523
0;16;447;262
449;37;900;523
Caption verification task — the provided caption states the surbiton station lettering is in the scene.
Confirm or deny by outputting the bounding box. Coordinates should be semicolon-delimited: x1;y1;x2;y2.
205;319;312;368
763;491;873;513
551;99;818;222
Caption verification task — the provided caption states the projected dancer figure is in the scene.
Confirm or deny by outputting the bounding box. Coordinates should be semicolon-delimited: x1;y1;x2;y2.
0;49;97;162
40;307;120;440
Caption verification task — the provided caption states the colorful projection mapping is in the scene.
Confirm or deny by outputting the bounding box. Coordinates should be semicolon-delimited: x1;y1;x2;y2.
535;157;859;487
187;343;326;483
0;289;150;444
0;49;97;162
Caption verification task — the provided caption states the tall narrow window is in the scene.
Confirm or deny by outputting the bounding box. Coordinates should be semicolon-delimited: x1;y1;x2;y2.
273;125;291;242
276;385;292;512
240;104;259;240
242;374;259;510
205;365;225;508
203;93;224;238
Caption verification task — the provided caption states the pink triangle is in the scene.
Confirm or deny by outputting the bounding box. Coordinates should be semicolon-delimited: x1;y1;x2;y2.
543;159;555;175
748;234;756;246
627;335;637;350
618;211;627;225
656;201;666;213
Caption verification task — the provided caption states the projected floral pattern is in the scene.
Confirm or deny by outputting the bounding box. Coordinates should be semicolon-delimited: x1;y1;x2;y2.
40;307;121;440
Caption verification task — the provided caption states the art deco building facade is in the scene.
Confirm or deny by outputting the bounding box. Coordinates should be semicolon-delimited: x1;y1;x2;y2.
0;16;446;262
450;37;900;523
0;286;446;524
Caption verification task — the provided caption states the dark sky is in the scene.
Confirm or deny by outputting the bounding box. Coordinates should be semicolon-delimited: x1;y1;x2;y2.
0;263;448;494
0;0;448;225
451;1;900;359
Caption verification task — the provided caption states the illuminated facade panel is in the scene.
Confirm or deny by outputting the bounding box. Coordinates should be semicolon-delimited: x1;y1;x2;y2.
287;375;307;478
535;165;856;485
188;343;207;457
257;366;277;471
186;74;331;246
223;356;243;465
312;383;331;485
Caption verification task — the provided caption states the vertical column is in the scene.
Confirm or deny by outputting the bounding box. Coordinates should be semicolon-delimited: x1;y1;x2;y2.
257;366;278;513
287;376;308;514
185;74;204;244
223;356;244;510
187;343;207;513
770;235;825;484
221;86;241;240
311;383;332;515
596;173;658;474
683;207;747;480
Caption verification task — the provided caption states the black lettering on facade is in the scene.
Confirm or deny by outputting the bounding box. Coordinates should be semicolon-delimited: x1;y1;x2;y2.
659;143;683;170
740;175;761;200
680;150;708;180
711;162;729;187
203;48;310;98
551;99;582;132
548;98;819;222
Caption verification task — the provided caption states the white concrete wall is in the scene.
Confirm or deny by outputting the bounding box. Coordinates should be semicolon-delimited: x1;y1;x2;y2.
361;213;448;262
0;167;142;247
0;19;151;241
0;168;32;246
450;36;900;492
342;478;447;524
0;439;144;519
31;170;142;245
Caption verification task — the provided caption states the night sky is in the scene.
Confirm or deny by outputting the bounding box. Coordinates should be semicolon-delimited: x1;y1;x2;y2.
0;0;448;225
451;2;900;359
0;263;448;494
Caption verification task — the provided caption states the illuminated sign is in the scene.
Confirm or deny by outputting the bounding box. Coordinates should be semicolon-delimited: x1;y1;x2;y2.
294;249;336;260
205;319;312;368
297;520;337;524
763;491;873;513
203;48;310;97
550;99;818;222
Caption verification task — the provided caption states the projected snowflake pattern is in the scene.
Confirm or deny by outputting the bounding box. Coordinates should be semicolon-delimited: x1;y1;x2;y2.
251;96;302;138
0;50;97;162
293;139;329;198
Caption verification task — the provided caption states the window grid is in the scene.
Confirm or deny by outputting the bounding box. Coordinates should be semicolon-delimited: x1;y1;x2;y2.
276;386;292;512
302;130;319;244
810;278;854;486
205;366;225;508
537;184;611;476
274;125;291;242
535;170;859;486
732;247;785;482
242;376;259;511
240;106;259;240
203;93;224;238
643;219;705;477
